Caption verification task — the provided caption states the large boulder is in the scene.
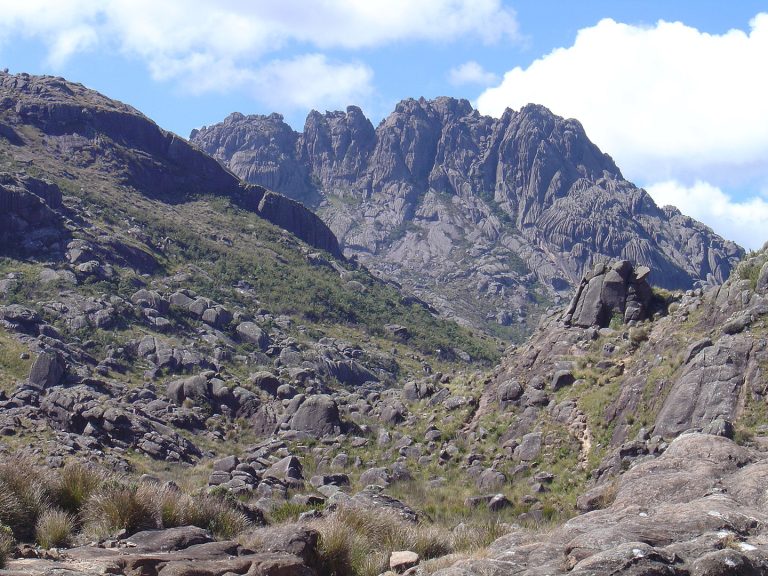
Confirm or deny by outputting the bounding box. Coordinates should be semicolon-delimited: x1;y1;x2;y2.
27;350;66;390
289;395;342;436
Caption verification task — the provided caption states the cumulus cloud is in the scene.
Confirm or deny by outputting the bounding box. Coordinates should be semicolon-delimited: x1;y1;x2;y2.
477;14;768;179
251;55;374;110
646;180;768;250
477;13;768;247
448;61;499;86
0;0;518;109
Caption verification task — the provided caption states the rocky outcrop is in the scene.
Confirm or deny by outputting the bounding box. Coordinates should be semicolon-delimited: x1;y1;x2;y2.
564;260;654;327
0;71;340;258
434;434;768;576
0;173;67;256
193;98;742;335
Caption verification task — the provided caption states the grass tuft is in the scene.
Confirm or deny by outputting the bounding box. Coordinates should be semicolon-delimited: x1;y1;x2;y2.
35;509;74;549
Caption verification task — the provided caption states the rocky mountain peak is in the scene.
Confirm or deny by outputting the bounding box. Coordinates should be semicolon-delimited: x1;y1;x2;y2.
192;97;743;339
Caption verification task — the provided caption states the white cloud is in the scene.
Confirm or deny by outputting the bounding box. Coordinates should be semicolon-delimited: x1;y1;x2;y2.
251;55;374;111
646;180;768;250
448;61;499;86
0;0;518;108
476;13;768;247
477;14;768;178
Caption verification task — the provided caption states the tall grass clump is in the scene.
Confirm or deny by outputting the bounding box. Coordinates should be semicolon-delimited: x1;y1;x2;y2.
0;525;14;568
35;509;74;549
179;493;251;539
0;459;51;540
312;506;453;576
81;481;158;538
50;462;103;515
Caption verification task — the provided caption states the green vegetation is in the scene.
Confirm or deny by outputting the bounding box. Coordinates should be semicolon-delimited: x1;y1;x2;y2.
0;327;32;393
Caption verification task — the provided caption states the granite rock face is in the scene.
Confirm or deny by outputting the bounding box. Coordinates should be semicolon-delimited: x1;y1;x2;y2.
193;98;742;335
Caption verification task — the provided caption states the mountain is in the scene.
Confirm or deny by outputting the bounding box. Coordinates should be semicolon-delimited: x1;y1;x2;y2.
0;71;500;466
4;71;768;576
191;98;743;339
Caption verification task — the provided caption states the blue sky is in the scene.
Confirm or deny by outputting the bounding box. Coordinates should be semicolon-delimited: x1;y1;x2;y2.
1;1;767;249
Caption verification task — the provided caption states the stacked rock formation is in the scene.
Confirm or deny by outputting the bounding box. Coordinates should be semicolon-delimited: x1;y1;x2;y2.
563;260;654;327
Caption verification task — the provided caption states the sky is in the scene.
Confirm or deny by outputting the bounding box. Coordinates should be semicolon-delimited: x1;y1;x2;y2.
1;1;767;250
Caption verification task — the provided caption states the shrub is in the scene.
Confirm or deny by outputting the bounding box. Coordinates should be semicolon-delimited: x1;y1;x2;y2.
35;509;74;549
629;326;649;347
0;525;14;568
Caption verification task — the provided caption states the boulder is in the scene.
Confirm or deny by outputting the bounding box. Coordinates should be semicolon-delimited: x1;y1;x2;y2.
27;350;66;389
289;395;342;436
250;371;282;395
390;550;419;573
126;526;213;552
237;322;270;350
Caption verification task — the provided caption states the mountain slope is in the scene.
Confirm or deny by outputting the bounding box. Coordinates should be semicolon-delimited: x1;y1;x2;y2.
0;71;502;464
192;98;743;338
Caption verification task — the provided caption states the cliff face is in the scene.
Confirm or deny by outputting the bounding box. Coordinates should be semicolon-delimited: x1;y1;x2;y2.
192;98;743;336
0;72;341;257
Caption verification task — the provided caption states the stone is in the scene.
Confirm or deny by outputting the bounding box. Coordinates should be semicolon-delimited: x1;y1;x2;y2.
213;455;240;473
514;432;542;461
359;467;391;487
126;526;213;552
488;494;511;511
250;371;281;395
28;350;65;389
264;456;303;482
476;469;505;491
390;550;419;573
237;322;270;350
757;261;768;294
497;379;523;404
289;395;342;436
550;370;575;391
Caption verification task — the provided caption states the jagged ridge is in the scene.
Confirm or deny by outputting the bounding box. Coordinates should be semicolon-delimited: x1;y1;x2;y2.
192;97;743;338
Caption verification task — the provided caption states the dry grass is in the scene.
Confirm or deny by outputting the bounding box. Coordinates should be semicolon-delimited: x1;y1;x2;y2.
35;509;74;549
0;525;14;569
307;505;507;576
50;461;104;515
0;458;52;540
81;481;158;538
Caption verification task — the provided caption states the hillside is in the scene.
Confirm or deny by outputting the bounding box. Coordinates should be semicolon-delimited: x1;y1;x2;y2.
191;98;742;338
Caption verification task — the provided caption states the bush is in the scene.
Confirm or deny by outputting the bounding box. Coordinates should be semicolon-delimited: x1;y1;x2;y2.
629;326;649;347
35;509;74;549
0;525;15;568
